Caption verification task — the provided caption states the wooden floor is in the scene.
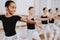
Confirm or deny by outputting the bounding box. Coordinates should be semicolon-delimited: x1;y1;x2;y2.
0;27;60;40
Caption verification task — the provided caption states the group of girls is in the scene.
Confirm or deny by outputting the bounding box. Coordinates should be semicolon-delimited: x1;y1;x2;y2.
35;7;60;40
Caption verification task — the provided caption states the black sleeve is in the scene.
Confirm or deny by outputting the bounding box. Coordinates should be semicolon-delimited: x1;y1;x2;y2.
0;15;3;20
16;16;22;21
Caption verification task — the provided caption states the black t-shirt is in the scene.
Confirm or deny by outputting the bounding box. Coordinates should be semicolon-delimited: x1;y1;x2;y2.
0;15;21;37
41;16;48;24
27;18;35;30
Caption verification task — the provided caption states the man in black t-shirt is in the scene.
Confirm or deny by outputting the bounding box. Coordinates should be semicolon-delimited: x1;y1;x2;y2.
0;1;36;40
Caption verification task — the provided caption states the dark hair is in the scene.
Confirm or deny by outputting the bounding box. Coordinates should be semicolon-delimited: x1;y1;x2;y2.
29;6;34;10
56;8;58;10
5;1;15;7
48;9;51;12
43;7;47;11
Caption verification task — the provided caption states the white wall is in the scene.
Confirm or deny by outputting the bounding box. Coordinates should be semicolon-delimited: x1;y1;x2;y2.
51;0;60;12
13;0;34;15
34;0;60;15
34;0;47;16
0;0;7;14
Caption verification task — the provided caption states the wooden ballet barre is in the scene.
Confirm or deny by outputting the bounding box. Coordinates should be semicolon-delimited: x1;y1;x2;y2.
0;26;19;30
0;25;27;30
0;27;3;30
20;25;27;27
